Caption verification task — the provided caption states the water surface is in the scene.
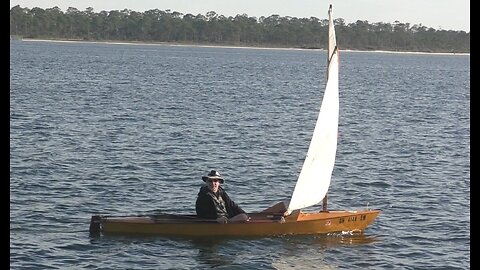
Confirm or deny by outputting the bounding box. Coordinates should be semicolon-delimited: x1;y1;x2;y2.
10;40;470;269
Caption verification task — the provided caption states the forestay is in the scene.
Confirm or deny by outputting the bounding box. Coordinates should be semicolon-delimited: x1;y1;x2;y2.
287;5;339;213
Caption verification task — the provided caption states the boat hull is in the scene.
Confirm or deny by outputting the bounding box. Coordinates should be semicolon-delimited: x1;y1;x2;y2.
90;209;380;237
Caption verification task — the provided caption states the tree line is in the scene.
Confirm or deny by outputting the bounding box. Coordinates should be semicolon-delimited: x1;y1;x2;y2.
10;5;470;53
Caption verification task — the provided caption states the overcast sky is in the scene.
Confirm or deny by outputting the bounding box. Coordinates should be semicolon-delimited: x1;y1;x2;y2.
10;0;470;32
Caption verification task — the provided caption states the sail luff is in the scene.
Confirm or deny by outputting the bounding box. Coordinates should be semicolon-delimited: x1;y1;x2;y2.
287;5;339;213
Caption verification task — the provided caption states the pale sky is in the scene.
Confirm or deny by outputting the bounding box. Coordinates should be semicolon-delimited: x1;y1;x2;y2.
10;0;470;32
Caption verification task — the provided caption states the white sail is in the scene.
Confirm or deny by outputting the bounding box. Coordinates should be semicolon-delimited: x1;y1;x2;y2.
287;5;339;213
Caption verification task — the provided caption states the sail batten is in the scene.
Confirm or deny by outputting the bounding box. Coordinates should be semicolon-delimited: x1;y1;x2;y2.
287;5;339;213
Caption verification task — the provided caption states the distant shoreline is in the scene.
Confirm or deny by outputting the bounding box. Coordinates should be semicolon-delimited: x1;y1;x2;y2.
16;38;470;56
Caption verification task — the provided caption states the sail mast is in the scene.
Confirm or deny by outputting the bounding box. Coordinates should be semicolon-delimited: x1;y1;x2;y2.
322;4;336;213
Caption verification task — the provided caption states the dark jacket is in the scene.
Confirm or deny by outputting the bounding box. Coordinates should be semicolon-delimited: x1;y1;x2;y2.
195;185;246;219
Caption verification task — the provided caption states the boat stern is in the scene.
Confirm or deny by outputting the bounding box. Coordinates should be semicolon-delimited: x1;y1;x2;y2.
89;215;102;236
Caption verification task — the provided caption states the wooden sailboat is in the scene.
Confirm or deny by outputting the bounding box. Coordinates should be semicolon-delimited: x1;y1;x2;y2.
89;5;380;237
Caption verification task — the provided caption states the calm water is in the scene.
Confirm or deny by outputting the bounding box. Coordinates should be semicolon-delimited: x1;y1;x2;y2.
10;40;470;269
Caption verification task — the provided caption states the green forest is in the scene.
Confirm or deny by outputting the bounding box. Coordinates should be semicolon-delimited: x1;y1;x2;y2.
10;5;470;53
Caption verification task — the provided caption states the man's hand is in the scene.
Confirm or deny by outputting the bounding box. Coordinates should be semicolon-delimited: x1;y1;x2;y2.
216;216;228;223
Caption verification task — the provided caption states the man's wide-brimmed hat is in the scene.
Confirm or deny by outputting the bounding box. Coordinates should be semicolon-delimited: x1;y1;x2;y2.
202;169;224;184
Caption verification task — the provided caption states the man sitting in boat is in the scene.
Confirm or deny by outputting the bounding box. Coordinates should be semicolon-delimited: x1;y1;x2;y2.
195;169;250;223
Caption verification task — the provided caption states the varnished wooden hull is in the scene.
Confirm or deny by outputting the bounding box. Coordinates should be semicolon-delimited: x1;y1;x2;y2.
90;209;380;237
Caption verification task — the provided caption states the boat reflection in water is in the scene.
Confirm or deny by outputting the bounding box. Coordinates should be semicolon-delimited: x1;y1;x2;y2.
189;232;380;269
